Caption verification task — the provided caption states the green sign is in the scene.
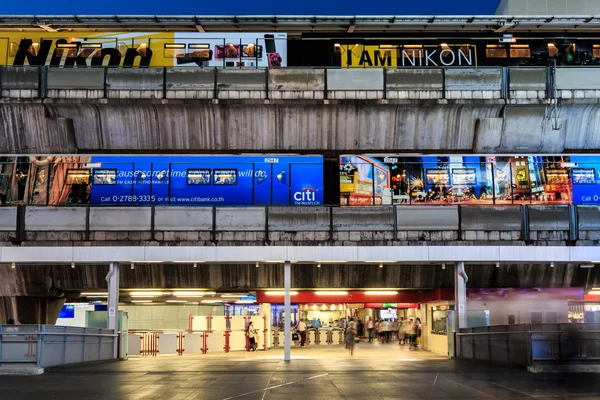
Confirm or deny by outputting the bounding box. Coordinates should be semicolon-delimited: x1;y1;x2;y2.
382;303;398;307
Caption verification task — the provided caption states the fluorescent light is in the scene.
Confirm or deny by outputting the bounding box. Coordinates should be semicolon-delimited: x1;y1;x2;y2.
221;294;245;298
173;291;214;297
588;291;600;295
71;263;76;269
201;300;223;303
315;291;348;295
235;300;255;304
11;263;16;269
130;292;167;297
81;293;108;296
131;300;152;303
265;291;298;296
581;264;595;269
166;300;187;303
364;291;398;295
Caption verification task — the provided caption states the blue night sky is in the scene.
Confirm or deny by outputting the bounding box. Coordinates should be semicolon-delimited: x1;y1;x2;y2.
0;0;501;16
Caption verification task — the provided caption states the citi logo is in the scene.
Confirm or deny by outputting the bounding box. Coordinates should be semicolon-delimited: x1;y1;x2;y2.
293;187;316;203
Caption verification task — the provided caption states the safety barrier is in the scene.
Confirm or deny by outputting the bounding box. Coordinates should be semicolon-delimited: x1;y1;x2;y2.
457;323;600;370
127;327;346;356
3;66;600;101
0;324;116;373
2;204;599;244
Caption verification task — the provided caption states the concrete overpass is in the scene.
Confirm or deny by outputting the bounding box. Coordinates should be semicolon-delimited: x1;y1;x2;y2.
2;66;600;154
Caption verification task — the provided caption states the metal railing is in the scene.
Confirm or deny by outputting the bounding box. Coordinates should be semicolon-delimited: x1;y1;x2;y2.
457;323;600;367
0;325;116;369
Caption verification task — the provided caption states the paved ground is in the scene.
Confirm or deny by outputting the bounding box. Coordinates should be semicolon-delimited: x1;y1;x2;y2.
2;343;600;400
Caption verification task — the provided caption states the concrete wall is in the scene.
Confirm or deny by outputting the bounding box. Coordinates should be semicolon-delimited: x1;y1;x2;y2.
5;101;600;153
7;66;600;102
3;205;598;247
25;207;86;232
0;207;17;231
154;207;212;231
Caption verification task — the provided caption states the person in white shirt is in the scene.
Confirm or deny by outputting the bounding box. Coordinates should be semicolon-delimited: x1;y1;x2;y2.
295;319;307;347
367;317;375;342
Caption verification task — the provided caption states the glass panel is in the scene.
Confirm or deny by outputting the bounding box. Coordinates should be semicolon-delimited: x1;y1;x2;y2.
66;169;90;185
214;169;237;185
187;169;211;185
164;43;185;58
432;310;448;334
486;45;507;58
92;169;117;185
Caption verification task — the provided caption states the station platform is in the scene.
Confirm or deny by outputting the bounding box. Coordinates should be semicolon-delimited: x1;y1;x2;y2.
1;344;599;399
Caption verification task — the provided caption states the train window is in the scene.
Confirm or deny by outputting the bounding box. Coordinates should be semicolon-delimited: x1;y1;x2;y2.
187;169;211;185
547;43;559;57
486;44;507;58
66;169;91;185
92;169;117;185
594;45;600;58
214;169;237;185
57;43;79;58
82;43;102;57
8;42;18;57
215;44;240;58
545;168;568;184
242;43;262;58
164;43;185;58
136;43;148;57
572;168;596;185
425;169;450;185
403;45;423;58
510;44;531;58
118;42;129;56
189;44;211;59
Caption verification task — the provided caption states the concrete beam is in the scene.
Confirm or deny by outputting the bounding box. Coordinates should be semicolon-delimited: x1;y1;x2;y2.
1;245;599;264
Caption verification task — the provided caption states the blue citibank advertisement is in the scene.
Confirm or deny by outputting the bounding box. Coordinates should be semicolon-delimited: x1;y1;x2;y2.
571;156;600;205
89;155;324;206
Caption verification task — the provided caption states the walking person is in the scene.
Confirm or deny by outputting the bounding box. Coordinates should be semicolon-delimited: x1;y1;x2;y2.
367;317;375;343
377;319;385;342
295;318;307;347
346;320;357;356
247;321;258;351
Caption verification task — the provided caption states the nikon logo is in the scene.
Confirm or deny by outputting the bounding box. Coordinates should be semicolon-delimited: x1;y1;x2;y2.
12;39;152;67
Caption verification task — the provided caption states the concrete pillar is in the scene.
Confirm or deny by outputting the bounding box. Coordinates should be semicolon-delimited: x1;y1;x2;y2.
284;260;291;361
259;302;271;349
455;261;468;357
106;262;120;358
455;262;468;329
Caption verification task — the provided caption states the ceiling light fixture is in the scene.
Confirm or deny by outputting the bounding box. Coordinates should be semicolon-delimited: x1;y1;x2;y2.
379;264;383;268
131;300;152;303
317;264;321;268
71;262;76;269
256;262;260;268
550;262;555;268
441;263;446;270
193;263;198;268
315;291;348;295
364;291;398;295
11;262;16;269
496;262;500;268
265;291;299;296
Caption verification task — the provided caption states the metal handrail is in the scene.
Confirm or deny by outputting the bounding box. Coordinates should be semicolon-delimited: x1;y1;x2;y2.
457;330;600;336
0;332;117;337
